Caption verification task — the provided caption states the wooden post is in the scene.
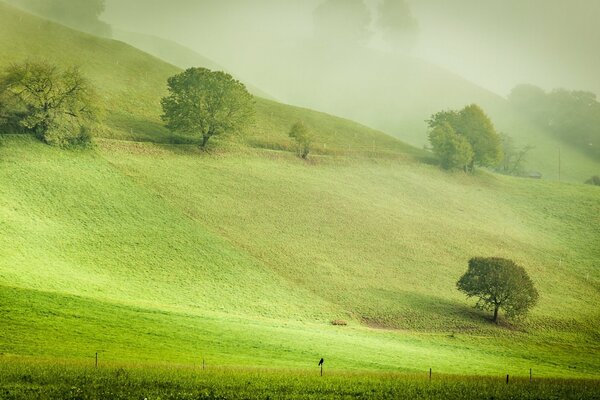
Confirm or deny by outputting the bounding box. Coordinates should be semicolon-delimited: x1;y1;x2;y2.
506;374;509;384
95;352;98;368
202;357;205;370
429;368;432;380
530;368;532;383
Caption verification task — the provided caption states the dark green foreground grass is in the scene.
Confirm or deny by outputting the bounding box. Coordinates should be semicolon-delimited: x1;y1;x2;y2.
1;362;599;400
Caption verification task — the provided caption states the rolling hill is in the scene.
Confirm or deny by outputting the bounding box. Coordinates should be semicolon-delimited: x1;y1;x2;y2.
0;1;599;379
232;41;600;183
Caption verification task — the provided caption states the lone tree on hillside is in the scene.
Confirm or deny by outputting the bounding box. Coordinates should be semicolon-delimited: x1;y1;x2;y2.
161;67;255;149
457;257;538;323
288;121;313;159
0;61;99;147
427;104;502;172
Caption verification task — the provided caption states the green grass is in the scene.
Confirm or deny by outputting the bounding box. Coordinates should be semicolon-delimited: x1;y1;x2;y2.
1;361;599;400
0;1;599;390
0;135;598;379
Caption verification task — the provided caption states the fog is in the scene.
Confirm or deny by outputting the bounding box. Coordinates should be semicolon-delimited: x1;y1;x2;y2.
101;0;599;143
410;0;600;96
103;0;599;95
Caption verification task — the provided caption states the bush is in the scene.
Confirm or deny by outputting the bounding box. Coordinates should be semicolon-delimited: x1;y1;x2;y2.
42;124;93;149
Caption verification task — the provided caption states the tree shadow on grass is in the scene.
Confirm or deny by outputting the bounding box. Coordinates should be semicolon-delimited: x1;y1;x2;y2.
353;289;516;333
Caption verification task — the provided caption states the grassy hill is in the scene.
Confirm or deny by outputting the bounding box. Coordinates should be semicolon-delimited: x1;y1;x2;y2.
246;42;600;183
0;2;418;158
0;1;599;380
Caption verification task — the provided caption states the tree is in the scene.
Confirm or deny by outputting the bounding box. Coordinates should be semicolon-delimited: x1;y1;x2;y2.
457;257;538;323
428;122;473;171
428;104;503;171
161;68;255;149
288;121;313;159
509;85;600;160
6;0;111;37
313;0;372;46
497;133;534;176
378;0;419;52
0;61;99;147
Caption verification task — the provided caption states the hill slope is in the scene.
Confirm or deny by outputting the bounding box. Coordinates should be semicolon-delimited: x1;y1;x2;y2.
242;42;600;182
0;2;419;159
0;135;599;376
0;2;599;377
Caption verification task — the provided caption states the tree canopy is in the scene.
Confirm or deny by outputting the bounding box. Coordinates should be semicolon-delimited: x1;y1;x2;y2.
161;67;255;149
509;84;600;160
428;122;473;171
0;61;99;147
313;0;371;46
378;0;419;52
428;104;502;171
6;0;111;37
457;257;538;323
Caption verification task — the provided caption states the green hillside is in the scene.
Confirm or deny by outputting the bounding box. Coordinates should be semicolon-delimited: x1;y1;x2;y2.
1;135;599;377
0;2;419;158
252;43;600;182
0;1;599;380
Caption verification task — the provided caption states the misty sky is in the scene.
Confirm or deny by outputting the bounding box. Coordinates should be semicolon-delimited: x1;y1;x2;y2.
103;0;600;97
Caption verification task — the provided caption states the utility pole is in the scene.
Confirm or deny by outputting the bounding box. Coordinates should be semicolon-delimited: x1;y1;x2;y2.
558;147;561;182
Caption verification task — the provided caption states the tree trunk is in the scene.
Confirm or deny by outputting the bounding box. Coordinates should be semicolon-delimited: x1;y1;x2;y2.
493;305;499;323
200;134;210;149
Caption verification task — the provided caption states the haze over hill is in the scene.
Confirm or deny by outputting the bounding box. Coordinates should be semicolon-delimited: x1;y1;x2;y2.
101;0;600;181
103;0;600;97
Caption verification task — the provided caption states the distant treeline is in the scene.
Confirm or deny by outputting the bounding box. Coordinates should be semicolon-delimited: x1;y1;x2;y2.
6;0;110;37
509;85;600;160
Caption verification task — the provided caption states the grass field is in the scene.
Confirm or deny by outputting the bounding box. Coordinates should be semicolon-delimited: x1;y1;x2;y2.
1;361;599;400
1;135;598;379
0;2;599;396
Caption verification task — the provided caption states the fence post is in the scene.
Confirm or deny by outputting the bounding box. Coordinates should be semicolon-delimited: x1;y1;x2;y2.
95;352;98;369
529;368;532;383
506;374;509;384
429;368;432;381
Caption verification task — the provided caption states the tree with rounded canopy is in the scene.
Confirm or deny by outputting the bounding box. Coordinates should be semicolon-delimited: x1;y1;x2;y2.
161;67;255;149
428;122;473;171
313;0;371;46
288;121;313;159
0;60;99;147
457;257;538;323
428;104;502;171
6;0;111;37
378;0;419;52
